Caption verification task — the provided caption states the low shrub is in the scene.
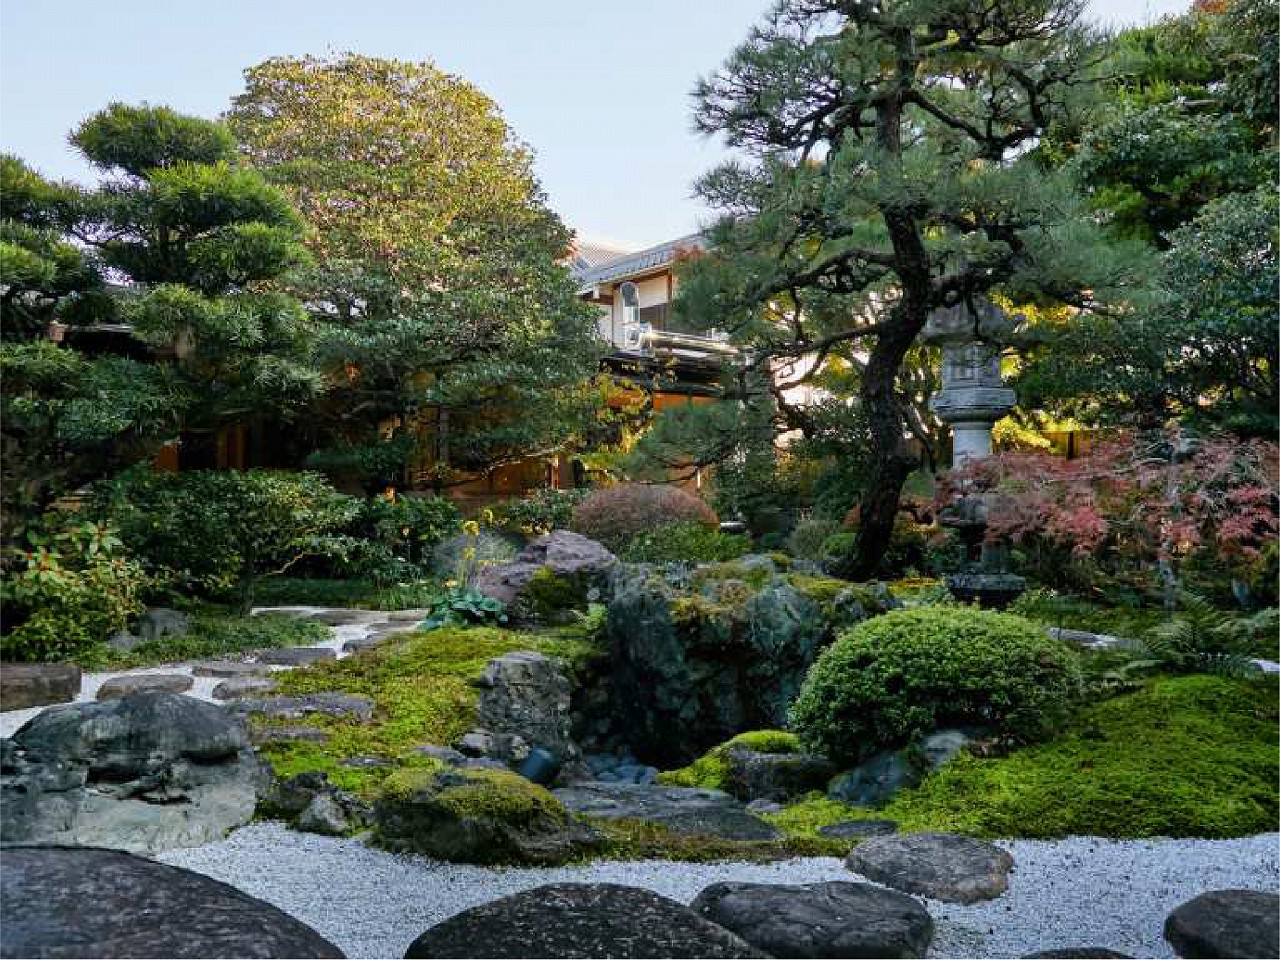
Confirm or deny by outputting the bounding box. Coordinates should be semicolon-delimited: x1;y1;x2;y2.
1;520;152;662
1142;592;1261;677
98;467;359;607
824;512;932;579
570;484;716;552
491;488;588;535
104;610;330;668
790;606;1083;764
355;494;460;570
786;518;841;564
420;587;508;630
621;521;750;564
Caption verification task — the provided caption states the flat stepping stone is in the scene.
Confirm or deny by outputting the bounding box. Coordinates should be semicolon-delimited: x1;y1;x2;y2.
403;883;766;958
211;677;277;701
552;782;779;841
0;846;343;958
96;674;193;700
691;880;934;959
192;661;273;678
819;819;899;839
846;831;1013;904
230;692;375;723
1164;889;1279;959
256;647;336;666
0;663;81;710
249;725;330;746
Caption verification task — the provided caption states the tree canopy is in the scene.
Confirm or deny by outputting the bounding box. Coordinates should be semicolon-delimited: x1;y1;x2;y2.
227;54;605;491
642;0;1144;576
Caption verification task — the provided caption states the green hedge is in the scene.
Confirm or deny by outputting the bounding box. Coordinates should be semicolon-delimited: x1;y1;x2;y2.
790;606;1083;764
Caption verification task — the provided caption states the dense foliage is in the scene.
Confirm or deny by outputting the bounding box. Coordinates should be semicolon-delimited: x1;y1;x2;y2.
948;431;1279;604
227;54;605;489
790;607;1083;764
633;0;1142;578
621;521;751;564
98;468;358;607
569;483;717;553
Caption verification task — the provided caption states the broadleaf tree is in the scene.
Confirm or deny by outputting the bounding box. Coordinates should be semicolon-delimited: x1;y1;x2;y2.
651;0;1147;577
227;54;606;493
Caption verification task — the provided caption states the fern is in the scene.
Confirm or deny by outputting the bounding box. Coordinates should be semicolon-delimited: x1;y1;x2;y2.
1142;592;1257;677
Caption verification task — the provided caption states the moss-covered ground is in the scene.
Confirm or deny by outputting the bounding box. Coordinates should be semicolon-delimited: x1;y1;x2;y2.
760;674;1278;841
255;623;600;796
658;730;803;788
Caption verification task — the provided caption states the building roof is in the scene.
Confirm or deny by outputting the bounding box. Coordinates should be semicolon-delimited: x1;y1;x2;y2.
569;239;635;274
573;232;708;288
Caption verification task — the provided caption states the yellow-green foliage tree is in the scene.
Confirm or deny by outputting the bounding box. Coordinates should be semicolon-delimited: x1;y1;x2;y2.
228;55;604;492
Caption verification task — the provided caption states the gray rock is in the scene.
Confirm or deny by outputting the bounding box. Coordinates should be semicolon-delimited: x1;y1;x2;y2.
605;563;883;766
413;744;466;765
192;660;273;678
1164;889;1279;959
257;646;336;665
373;767;597;865
0;846;343;958
263;771;331;817
745;800;783;814
474;650;577;764
230;692;375;723
212;676;277;700
456;730;494;756
819;819;899;839
137;607;190;641
473;530;617;622
340;755;393;769
460;757;511;772
403;883;766;959
552;782;779;841
0;663;81;710
250;725;330;746
107;630;142;652
1;692;264;854
828;729;976;807
723;747;836;802
387;609;431;622
296;793;351;836
847;831;1013;904
96;673;193;700
691;880;934;958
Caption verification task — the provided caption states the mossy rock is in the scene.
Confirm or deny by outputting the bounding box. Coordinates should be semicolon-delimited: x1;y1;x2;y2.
659;730;834;801
524;567;589;622
373;766;599;865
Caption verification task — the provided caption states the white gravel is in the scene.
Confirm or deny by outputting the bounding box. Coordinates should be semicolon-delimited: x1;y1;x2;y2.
0;607;377;737
158;822;1280;959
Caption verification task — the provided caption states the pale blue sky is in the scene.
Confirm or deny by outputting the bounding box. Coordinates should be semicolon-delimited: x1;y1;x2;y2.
2;0;1190;249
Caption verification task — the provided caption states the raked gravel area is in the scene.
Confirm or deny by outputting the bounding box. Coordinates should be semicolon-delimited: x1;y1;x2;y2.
158;822;1279;959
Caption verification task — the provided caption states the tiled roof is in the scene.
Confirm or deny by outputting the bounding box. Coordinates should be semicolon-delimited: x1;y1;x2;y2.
573;232;708;287
570;239;635;273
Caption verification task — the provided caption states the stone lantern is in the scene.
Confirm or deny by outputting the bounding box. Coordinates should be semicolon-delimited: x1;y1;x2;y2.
924;298;1026;608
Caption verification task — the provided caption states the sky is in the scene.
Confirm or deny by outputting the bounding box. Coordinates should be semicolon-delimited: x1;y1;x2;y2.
2;0;1191;250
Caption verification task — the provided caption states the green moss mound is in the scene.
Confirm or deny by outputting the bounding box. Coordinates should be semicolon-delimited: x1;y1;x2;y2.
256;624;599;795
791;606;1083;764
769;674;1279;840
659;730;803;789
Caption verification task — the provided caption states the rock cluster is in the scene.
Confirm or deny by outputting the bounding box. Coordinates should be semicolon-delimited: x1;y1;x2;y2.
1;692;265;854
473;530;618;622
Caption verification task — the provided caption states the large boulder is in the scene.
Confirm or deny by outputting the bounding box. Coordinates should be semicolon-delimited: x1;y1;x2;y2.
846;831;1013;904
1;692;265;854
552;782;779;840
473;530;617;622
1163;889;1279;959
372;766;598;865
0;846;343;958
403;883;766;959
721;746;837;802
466;650;576;766
691;880;934;958
607;563;884;765
0;663;81;710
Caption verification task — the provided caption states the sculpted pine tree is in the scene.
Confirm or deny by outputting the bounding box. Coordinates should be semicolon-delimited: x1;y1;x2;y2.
678;0;1144;577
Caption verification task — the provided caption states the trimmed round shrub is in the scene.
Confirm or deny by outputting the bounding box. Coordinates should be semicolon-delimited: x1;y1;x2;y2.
570;484;717;553
790;606;1083;765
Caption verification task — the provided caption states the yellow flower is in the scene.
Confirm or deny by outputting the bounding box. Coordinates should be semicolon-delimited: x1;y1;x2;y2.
462;519;480;537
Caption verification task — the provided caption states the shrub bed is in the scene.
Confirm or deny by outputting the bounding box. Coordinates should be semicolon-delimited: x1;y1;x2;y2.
790;606;1083;764
570;484;716;553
